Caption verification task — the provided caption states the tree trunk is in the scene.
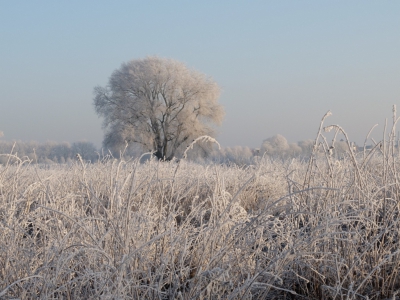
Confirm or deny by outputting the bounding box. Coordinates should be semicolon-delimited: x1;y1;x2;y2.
153;150;163;160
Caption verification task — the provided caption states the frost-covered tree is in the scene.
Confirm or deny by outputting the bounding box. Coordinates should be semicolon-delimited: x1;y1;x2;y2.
298;139;314;155
94;56;224;160
261;134;290;157
288;143;302;156
38;141;58;162
51;142;72;163
222;146;254;165
72;141;98;162
260;135;312;159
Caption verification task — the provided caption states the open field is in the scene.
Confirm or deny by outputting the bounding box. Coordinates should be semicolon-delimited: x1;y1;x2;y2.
2;120;400;299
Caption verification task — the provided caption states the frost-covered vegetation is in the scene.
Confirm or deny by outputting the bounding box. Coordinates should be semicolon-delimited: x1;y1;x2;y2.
0;137;329;166
93;56;224;161
0;141;98;164
1;111;400;299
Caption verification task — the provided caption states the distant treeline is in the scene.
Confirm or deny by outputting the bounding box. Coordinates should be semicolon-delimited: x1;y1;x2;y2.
187;135;317;165
170;134;349;165
0;141;98;164
0;134;353;165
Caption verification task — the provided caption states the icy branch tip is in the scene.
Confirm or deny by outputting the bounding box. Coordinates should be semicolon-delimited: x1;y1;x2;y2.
324;125;334;132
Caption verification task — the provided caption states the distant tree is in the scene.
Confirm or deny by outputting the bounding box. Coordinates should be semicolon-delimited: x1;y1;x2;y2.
260;135;314;159
298;139;314;155
93;56;224;160
223;146;253;165
261;134;290;157
38;142;57;162
72;141;98;162
331;140;348;156
51;142;72;162
288;143;302;156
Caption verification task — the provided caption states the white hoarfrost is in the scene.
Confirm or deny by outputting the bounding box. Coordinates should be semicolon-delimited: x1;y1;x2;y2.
94;56;224;160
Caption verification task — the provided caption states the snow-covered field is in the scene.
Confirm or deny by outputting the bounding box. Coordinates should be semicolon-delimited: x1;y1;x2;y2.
1;132;400;300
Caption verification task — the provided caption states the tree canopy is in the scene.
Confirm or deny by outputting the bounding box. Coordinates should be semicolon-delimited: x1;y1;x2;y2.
94;56;224;160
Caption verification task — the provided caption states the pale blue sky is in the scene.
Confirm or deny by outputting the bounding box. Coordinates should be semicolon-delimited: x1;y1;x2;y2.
1;1;400;148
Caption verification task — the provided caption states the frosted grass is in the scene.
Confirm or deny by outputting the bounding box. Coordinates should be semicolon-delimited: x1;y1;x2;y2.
2;113;400;298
